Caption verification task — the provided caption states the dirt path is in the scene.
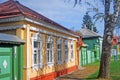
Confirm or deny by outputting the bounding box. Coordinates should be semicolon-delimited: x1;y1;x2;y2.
55;65;99;80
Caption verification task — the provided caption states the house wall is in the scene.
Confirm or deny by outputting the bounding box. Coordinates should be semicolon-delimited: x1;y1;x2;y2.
80;37;102;66
0;21;78;80
83;38;98;50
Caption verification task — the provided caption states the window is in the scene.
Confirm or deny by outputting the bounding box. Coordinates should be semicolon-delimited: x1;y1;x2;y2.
32;33;42;69
46;36;54;66
70;41;74;61
64;40;68;62
57;38;62;64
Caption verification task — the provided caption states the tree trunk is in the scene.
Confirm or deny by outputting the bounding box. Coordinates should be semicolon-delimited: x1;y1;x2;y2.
98;0;120;79
98;14;114;79
98;1;112;79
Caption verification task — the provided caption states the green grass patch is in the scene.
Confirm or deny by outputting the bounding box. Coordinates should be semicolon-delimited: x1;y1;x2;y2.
110;58;120;80
87;55;120;80
85;60;100;67
85;61;100;80
118;55;120;60
86;71;99;80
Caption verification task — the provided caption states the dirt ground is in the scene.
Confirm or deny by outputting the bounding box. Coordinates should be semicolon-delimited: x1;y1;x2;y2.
55;65;99;80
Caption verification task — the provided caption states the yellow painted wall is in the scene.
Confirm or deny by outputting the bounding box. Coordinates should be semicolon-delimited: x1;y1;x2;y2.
0;21;78;80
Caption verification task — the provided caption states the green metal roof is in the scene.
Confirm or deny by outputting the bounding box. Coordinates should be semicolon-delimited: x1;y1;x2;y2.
0;33;25;44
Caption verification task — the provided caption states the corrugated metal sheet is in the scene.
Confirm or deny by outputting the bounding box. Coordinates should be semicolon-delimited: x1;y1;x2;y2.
0;33;25;44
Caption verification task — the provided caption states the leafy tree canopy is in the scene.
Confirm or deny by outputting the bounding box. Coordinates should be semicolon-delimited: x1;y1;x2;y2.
83;12;98;32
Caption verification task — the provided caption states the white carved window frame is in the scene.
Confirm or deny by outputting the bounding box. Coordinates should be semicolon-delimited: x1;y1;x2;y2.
46;35;54;67
64;40;69;63
32;33;43;69
70;41;74;62
57;38;62;64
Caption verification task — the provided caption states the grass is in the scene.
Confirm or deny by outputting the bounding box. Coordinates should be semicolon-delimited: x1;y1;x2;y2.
86;60;100;67
110;56;120;80
86;55;120;80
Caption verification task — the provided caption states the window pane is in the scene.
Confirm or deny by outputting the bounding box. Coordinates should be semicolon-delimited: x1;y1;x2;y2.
58;51;60;61
65;51;68;61
38;50;41;63
65;45;68;49
34;41;38;48
38;42;41;48
71;51;73;58
59;51;62;61
47;51;49;62
34;54;37;64
57;44;59;49
50;51;52;62
47;43;50;48
71;45;73;49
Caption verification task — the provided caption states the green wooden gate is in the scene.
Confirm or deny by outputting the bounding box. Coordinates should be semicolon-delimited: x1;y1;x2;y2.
0;33;24;80
0;47;13;80
0;45;23;80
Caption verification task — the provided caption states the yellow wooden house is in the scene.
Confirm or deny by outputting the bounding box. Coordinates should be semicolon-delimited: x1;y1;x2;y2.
0;0;82;80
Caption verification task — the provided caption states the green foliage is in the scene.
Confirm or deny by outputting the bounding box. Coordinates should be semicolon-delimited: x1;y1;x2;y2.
93;27;98;33
83;12;98;33
83;13;93;30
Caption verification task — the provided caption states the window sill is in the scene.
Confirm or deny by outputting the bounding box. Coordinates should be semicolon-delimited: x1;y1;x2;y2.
47;62;54;67
64;60;69;63
32;64;43;70
70;58;74;62
57;61;62;65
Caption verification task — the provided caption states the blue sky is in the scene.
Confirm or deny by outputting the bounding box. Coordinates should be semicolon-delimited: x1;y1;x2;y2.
0;0;104;35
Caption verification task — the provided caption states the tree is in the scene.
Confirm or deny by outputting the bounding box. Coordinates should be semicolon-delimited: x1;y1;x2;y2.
72;0;120;79
83;12;98;32
83;13;92;30
93;26;98;33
